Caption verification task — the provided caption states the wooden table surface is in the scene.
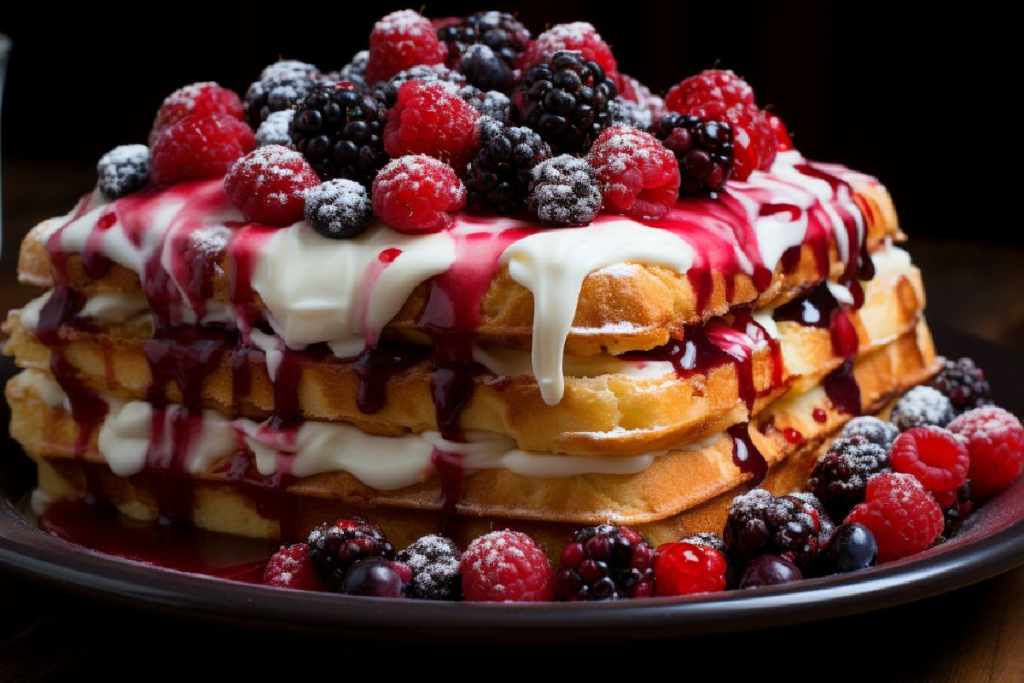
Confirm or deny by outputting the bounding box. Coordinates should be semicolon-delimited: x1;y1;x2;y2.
3;161;1024;680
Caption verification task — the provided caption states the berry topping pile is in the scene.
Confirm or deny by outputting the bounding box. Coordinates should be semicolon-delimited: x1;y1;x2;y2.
555;525;655;600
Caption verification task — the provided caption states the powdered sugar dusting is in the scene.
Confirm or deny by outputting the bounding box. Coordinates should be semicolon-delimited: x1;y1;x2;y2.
256;110;294;148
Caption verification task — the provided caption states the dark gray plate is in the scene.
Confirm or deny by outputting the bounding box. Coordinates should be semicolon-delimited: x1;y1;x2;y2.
3;327;1024;643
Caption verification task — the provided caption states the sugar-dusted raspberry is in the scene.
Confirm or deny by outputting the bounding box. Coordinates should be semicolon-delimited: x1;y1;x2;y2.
665;69;755;112
844;473;944;562
653;542;727;597
396;535;462;601
767;112;793;152
366;9;447;85
150;114;255;186
556;525;655;601
520;22;618;73
890;426;970;497
97;144;151;200
304;179;373;239
307;517;395;591
527;155;602;227
842;416;900;450
949;407;1024;498
724;489;822;569
612;73;666;122
930;357;993;414
460;530;554;602
808;436;890;521
890;386;956;431
150;82;244;145
224;145;320;226
383;82;480;170
587;125;680;219
263;543;324;591
671;100;776;180
654;113;734;194
372;155;466;234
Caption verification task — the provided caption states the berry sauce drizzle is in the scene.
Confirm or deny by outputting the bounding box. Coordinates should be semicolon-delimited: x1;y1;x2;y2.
773;282;860;359
728;423;767;487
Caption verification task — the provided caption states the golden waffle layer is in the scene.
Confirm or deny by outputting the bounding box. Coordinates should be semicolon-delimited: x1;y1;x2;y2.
16;179;900;356
8;320;939;557
3;258;925;455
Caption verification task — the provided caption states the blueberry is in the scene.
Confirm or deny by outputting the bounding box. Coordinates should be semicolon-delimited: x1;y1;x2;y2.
819;523;878;575
738;554;803;589
341;557;407;597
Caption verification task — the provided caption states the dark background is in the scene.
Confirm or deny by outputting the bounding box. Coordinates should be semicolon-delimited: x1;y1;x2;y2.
1;1;1020;347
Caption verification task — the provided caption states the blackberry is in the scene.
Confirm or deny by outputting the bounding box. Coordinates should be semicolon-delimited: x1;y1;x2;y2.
513;50;617;155
678;532;726;554
808;436;891;519
527;154;602;226
655;112;734;194
290;83;389;184
608;98;652;131
255;110;294;148
459;44;512;93
785;491;835;544
942;481;974;538
307;517;395;590
466;118;552;213
724;489;822;570
930;357;993;414
890;386;955;431
243;64;319;130
841;416;900;450
437;11;531;70
461;88;511;122
97;144;150;200
556;525;655;601
396;535;462;601
304;179;373;240
338;50;369;90
388;64;466;89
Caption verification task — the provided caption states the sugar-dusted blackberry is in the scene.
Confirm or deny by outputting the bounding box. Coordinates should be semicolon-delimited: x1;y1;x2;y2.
513;50;617;155
842;416;900;450
396;534;462;600
388;64;467;90
527;154;601;226
437;11;531;69
338;50;369;90
459;44;512;93
304;179;373;239
678;532;726;554
290;83;389;184
786;491;835;544
556;525;655;601
461;87;511;122
608;98;652;131
243;63;319;130
724;489;822;570
808;436;891;520
307;517;395;590
654;112;734;194
97;144;150;200
942;481;974;538
255;110;294;148
890;386;955;431
466;118;552;214
930;357;993;414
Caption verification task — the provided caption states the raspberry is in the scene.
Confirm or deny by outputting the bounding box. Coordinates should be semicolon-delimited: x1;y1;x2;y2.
396;535;462;601
365;9;447;85
465;118;551;213
514;50;617;155
767;112;793;152
949;407;1024;498
150;114;255;186
307;517;395;591
242;62;319;131
930;357;993;414
653;542;727;597
841;416;900;450
520;22;618;74
671;100;776;180
612;73;666;122
223;145;320;226
263;543;324;591
150;82;244;145
304;179;373;239
97;144;151;200
372;155;467;234
665;69;756;111
383;82;480;169
556;525;655;601
587;125;680;219
527;155;602;226
890;426;970;497
460;530;554;602
724;489;822;569
437;11;531;70
290;83;389;184
844;473;944;562
678;532;727;554
807;436;891;520
890;386;955;431
654;113;735;195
